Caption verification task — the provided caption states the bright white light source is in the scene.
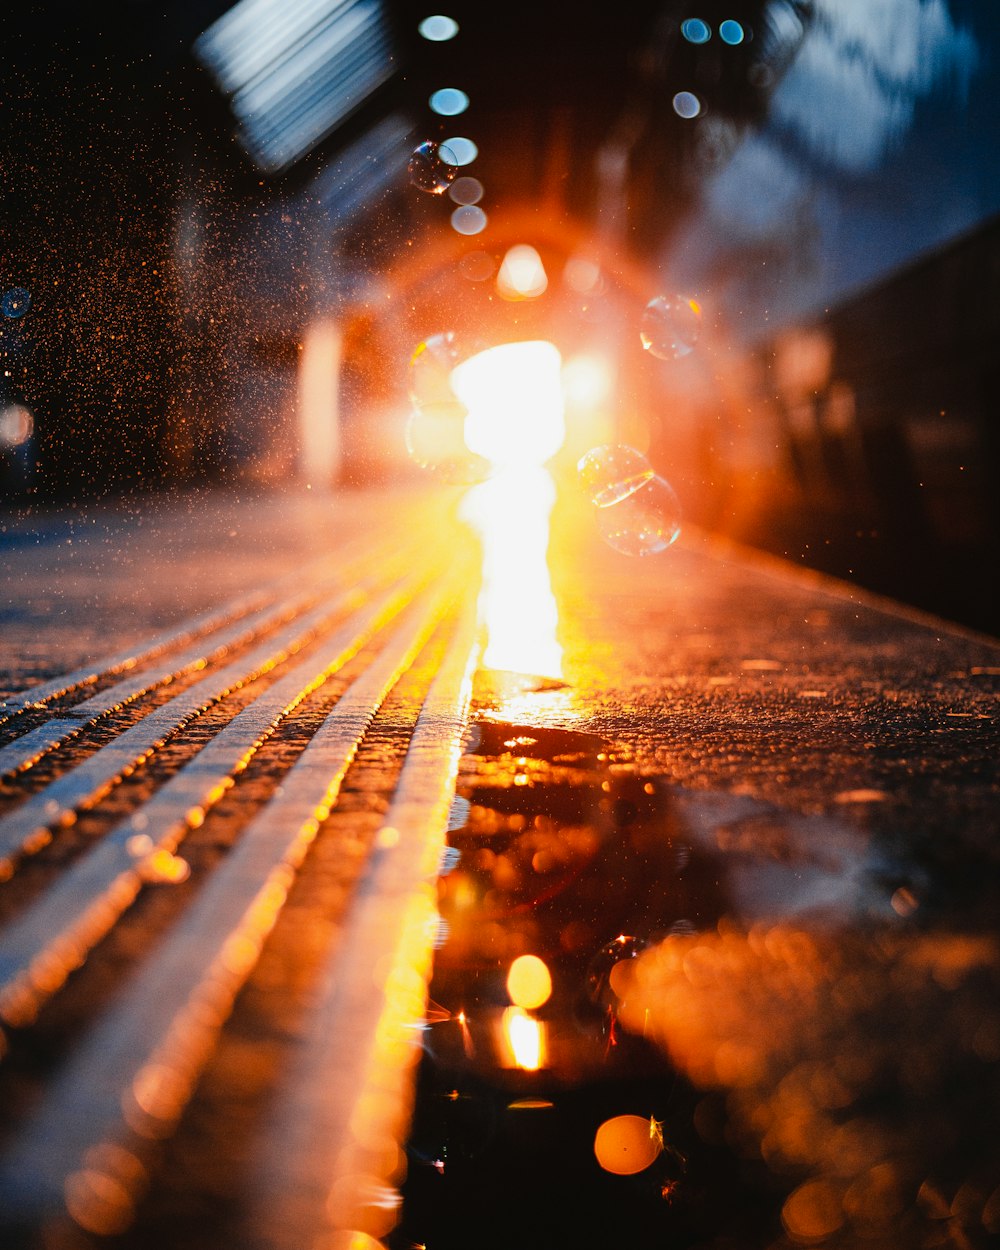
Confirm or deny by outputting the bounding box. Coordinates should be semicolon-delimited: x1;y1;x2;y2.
429;87;469;115
562;355;614;409
456;341;565;679
496;244;548;301
454;341;564;469
418;14;458;41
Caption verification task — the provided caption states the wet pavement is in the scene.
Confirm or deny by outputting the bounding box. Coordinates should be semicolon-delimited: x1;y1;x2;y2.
0;482;998;1249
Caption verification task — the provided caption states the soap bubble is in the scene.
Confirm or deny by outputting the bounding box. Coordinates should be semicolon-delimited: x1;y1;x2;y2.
2;287;31;319
640;294;701;359
405;331;488;483
404;403;487;484
597;473;682;556
586;935;648;1007
408;140;458;194
577;443;654;508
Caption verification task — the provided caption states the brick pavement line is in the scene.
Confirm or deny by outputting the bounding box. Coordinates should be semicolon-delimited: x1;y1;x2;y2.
248;587;481;1249
0;573;465;1236
0;550;429;873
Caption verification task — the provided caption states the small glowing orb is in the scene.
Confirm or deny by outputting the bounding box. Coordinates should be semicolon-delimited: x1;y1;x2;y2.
418;14;459;41
496;244;548;300
430;87;469;116
451;204;487;235
719;19;745;44
594;1114;665;1175
507;954;552;1009
448;175;484;205
440;135;478;165
681;18;711;43
501;1006;545;1070
672;90;702;119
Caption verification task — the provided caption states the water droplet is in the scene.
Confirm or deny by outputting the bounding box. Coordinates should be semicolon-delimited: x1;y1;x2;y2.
681;18;711;43
418;14;459;41
448;175;484;205
450;204;487;235
429;87;469;116
597;474;682;556
2;287;31;319
640;294;701;359
408;141;457;194
577;443;654;507
719;19;746;44
672;90;702;119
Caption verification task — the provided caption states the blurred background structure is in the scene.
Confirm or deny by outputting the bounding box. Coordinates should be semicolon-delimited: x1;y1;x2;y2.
2;0;999;633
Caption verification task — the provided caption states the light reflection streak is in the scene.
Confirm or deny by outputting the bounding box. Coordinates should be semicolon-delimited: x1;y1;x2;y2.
454;340;565;680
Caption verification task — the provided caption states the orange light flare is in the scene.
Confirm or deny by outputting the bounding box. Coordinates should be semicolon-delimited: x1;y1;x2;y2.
455;340;566;681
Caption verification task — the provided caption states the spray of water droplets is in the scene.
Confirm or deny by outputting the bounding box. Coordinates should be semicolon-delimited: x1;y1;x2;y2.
577;444;682;556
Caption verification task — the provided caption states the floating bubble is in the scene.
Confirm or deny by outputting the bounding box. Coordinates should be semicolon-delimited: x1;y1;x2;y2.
429;87;469;116
457;250;495;281
418;14;459;41
597;474;682;556
719;19;746;44
408;140;458;194
681;18;711;43
586;935;648;1007
577;443;654;508
2;287;31;319
672;90;702;119
405;331;488;483
448;175;483;205
440;135;477;165
450;204;487;235
640;294;701;359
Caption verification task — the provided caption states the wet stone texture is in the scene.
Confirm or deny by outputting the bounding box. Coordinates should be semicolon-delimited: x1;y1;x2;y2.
0;487;997;1250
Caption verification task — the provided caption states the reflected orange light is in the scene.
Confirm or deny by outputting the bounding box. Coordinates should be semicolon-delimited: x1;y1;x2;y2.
593;1114;665;1175
496;244;548;300
500;1006;546;1070
506;954;552;1009
455;341;564;679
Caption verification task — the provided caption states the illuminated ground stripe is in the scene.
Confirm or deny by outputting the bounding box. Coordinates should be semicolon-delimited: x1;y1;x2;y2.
0;563;416;872
0;571;432;1026
249;590;481;1248
0;582;461;1229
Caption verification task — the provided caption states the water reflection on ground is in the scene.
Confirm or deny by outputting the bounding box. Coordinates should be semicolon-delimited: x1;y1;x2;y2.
394;702;1000;1250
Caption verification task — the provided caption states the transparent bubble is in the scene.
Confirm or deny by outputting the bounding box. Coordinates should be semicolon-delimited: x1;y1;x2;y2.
2;287;31;319
458;250;495;281
440;135;477;166
448;175;484;205
429;87;469;116
405;331;488;483
681;18;711;43
404;403;488;484
719;19;746;44
672;90;702;119
640;294;701;359
577;443;654;508
408;331;465;410
450;204;487;235
597;473;682;556
586;935;648;1007
418;14;459;41
408;141;458;194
